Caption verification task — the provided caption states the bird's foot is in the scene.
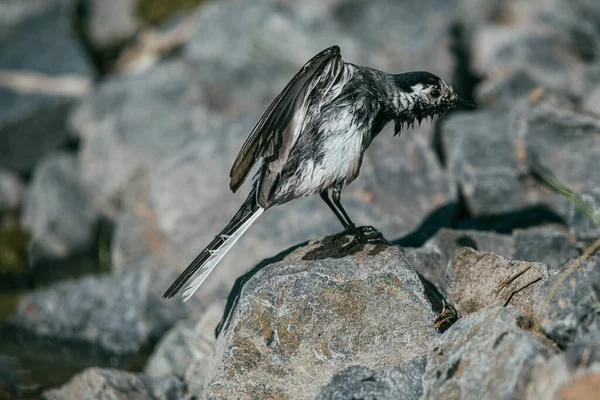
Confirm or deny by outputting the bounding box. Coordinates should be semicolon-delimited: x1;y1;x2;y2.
338;225;389;253
351;225;389;245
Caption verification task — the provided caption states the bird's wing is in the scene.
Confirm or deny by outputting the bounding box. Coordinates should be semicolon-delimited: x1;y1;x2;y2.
229;45;345;193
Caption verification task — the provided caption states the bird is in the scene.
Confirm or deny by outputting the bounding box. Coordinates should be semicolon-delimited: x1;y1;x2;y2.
163;45;474;301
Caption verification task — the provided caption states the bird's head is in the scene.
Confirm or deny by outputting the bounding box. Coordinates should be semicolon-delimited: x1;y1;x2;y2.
392;71;474;134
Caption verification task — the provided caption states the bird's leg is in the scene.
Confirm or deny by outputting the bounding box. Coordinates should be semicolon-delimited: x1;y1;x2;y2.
320;187;388;245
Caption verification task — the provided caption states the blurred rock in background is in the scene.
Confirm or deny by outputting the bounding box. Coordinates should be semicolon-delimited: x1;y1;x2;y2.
0;0;599;398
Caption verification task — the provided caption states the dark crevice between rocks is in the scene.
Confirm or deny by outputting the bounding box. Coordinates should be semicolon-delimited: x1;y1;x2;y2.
432;22;483;167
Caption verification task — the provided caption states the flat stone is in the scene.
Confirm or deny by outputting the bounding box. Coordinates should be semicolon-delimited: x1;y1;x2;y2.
316;356;427;400
203;237;438;400
422;307;556;399
449;247;550;316
43;367;184;400
406;228;515;298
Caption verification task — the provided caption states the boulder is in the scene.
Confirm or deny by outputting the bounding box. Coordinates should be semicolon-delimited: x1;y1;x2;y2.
422;307;556;399
12;268;197;356
203;237;438;400
449;247;550;316
534;252;600;348
0;168;25;211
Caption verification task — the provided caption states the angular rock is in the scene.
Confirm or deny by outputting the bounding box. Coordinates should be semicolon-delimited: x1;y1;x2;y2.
525;349;600;400
0;10;93;173
21;153;100;265
146;302;223;381
316;356;426;400
475;69;544;107
203;237;438;400
0;168;25;211
43;367;184;400
513;226;580;269
534;252;600;348
449;247;550;316
522;101;600;194
406;228;515;298
13;268;195;355
537;0;600;61
81;0;141;50
184;302;226;398
422;307;556;399
442;109;529;216
471;28;584;96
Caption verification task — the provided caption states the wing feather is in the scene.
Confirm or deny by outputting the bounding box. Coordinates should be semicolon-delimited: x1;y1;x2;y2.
229;45;344;193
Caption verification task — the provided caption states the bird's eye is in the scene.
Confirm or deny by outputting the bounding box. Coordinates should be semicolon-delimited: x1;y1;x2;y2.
430;88;441;98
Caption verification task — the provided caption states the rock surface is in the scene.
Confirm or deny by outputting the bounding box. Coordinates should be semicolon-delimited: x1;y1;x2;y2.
317;356;427;400
203;237;437;400
0;10;93;174
534;252;600;348
422;307;556;399
44;367;184;400
449;247;550;316
21;153;99;265
13;268;194;355
406;228;515;298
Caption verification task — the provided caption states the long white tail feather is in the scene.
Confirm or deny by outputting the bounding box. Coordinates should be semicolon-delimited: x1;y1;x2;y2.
181;207;265;302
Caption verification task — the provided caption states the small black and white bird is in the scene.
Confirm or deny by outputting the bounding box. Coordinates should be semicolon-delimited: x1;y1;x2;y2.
163;45;474;301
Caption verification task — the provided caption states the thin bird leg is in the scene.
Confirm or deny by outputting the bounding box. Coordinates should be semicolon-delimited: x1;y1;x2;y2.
320;187;388;245
320;187;355;231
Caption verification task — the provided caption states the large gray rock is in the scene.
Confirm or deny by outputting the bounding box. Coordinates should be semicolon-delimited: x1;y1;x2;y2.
0;10;93;174
317;356;427;400
534;252;600;348
12;268;197;355
21;153;100;265
406;228;515;298
449;247;550;316
43;367;184;400
442;109;529;216
422;307;556;399
203;237;438;400
522;101;600;194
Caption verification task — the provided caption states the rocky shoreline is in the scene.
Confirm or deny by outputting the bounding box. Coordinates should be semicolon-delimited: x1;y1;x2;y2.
1;0;599;399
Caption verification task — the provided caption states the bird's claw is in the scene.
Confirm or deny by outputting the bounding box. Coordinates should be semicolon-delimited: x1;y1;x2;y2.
338;225;389;253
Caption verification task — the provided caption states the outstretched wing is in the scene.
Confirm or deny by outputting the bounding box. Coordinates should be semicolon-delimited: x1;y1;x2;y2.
229;45;345;193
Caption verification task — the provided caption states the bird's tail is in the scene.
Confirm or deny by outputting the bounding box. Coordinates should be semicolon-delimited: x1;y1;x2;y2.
162;189;264;302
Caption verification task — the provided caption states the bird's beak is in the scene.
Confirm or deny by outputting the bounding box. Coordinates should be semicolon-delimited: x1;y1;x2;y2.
455;95;477;109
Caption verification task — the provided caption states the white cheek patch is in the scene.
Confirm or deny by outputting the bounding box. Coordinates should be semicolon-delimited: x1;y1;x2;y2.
410;83;425;94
